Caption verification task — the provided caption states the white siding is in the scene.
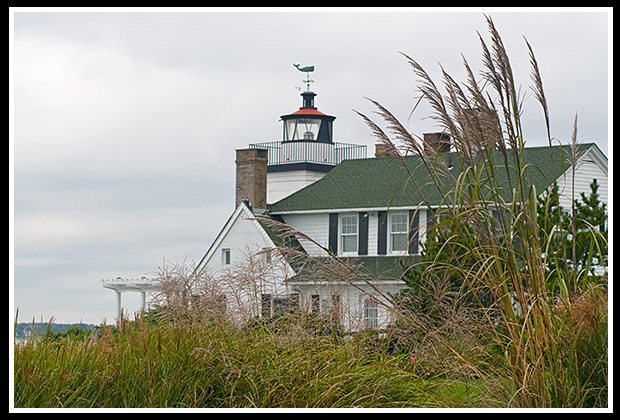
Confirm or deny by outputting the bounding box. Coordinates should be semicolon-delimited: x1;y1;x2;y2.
555;159;608;213
201;207;273;274
281;213;330;257
267;170;327;204
196;204;299;324
290;281;406;332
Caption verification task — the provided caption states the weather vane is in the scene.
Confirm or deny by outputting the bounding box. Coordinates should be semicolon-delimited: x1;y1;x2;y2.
294;63;315;91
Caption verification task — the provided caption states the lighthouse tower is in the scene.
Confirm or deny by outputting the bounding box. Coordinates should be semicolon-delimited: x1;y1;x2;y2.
248;66;366;204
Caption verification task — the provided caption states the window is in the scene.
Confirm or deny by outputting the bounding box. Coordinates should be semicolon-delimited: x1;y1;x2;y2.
331;293;341;330
311;295;320;317
390;213;408;253
285;118;321;141
264;294;300;317
340;214;358;254
273;298;289;316
222;248;231;265
261;247;272;264
261;294;272;317
363;298;379;329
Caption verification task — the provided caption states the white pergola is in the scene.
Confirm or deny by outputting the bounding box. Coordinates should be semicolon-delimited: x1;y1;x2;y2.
101;277;159;320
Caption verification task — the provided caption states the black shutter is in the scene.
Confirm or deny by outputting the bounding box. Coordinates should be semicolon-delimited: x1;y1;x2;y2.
328;213;338;254
408;210;419;255
358;212;368;256
377;211;387;255
426;209;435;239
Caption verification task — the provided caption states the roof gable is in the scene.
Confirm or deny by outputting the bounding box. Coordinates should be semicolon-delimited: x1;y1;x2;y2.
195;202;307;276
195;202;277;274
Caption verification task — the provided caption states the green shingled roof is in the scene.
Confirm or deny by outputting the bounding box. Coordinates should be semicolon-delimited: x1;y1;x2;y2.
289;255;421;283
269;144;594;213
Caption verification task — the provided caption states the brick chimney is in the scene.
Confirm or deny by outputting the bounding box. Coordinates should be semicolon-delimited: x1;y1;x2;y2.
235;148;268;211
374;143;398;158
423;132;451;154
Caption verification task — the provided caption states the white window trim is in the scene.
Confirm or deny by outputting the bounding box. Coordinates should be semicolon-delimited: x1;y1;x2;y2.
339;213;359;256
389;212;409;255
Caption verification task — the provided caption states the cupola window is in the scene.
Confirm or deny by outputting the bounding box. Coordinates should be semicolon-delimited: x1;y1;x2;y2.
285;117;322;142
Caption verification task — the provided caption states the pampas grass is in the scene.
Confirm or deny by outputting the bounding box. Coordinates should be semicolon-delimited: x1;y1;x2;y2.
355;15;607;407
14;310;448;408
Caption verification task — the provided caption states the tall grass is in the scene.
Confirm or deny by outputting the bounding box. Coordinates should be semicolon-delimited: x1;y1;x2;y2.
355;15;607;407
14;251;512;408
14;312;455;408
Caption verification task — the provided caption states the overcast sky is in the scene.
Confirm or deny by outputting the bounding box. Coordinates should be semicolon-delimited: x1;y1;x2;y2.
10;8;611;324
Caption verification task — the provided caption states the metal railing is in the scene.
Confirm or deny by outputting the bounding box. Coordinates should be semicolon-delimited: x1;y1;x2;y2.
249;141;367;166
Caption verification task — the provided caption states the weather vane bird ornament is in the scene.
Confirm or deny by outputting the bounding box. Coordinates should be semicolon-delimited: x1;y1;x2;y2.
294;63;315;91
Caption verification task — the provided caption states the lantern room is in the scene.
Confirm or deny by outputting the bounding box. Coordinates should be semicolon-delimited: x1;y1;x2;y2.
281;91;336;143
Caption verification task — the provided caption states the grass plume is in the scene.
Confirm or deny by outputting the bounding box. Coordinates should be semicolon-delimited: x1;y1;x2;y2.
355;15;607;407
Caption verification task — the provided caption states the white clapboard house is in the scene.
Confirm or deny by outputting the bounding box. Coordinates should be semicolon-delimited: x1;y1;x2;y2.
195;87;608;331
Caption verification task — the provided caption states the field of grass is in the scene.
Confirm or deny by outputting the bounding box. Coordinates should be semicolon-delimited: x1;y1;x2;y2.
13;316;508;408
12;290;607;409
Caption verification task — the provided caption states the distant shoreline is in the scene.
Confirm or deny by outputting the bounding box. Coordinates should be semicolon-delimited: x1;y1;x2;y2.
13;322;97;340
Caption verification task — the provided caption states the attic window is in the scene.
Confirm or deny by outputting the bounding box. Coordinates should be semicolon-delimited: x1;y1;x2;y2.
222;248;231;265
262;247;272;264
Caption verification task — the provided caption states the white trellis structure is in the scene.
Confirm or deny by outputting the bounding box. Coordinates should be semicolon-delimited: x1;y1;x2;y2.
101;277;159;320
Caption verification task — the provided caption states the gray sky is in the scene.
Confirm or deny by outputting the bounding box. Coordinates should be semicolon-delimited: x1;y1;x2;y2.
10;8;611;324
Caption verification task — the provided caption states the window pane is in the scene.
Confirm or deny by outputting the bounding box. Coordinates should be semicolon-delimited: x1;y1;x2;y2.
392;232;407;251
341;215;357;234
286;120;297;141
390;213;408;252
364;299;378;329
341;215;358;253
299;118;321;140
342;234;357;253
222;248;231;265
391;213;407;233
